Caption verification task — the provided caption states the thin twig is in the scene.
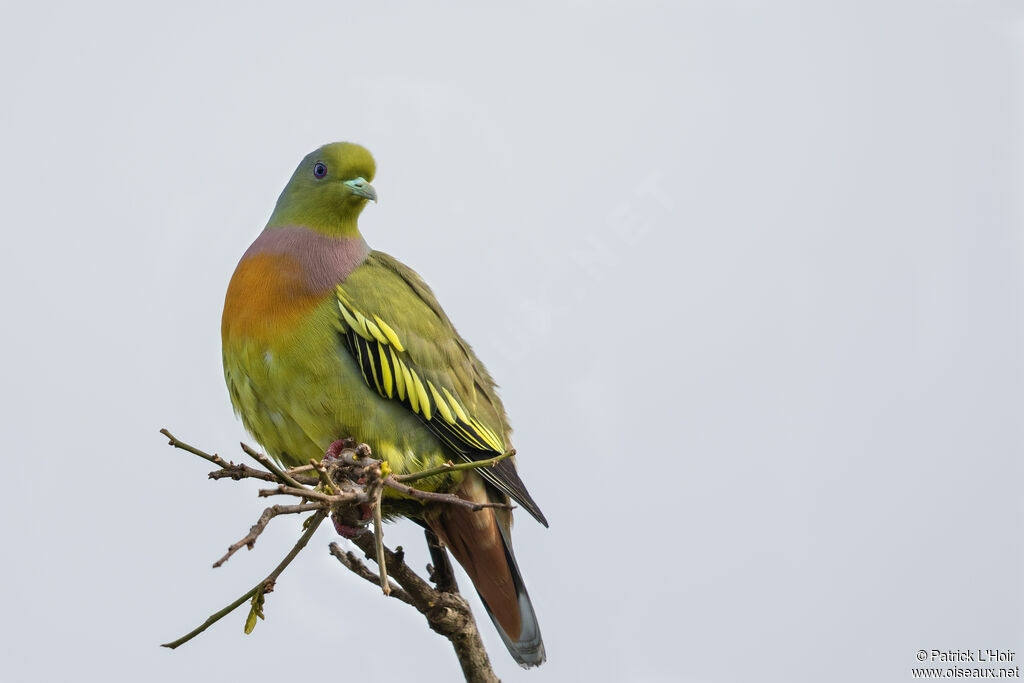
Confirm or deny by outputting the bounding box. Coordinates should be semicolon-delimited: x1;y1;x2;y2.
393;449;515;484
239;442;305;489
162;509;327;649
384;476;511;511
161;429;320;486
351;533;436;605
213;503;325;568
311;458;337;494
208;466;319;486
161;428;231;468
328;543;412;604
372;485;389;595
425;529;458;593
207;463;278;482
258;485;365;505
161;429;505;681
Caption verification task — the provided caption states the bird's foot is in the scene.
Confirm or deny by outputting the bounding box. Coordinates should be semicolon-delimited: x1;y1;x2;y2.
331;517;363;539
325;438;357;461
331;502;374;538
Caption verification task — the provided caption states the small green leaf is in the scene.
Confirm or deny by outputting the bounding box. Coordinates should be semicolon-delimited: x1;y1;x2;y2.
244;591;266;634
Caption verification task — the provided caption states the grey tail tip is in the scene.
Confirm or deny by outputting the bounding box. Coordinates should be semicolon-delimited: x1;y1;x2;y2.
489;607;546;669
513;642;546;669
485;528;546;669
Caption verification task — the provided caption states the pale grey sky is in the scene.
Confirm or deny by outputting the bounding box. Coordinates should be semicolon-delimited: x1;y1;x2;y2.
1;2;1022;682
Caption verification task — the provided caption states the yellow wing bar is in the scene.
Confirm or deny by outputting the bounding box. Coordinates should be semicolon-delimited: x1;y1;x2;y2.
335;286;505;455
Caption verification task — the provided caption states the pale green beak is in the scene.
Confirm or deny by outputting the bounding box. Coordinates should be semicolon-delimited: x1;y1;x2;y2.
345;177;377;202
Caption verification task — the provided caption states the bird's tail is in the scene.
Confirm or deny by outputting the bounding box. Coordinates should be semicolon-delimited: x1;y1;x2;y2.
425;473;546;668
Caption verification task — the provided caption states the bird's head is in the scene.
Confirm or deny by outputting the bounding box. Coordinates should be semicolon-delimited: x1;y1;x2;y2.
266;142;377;237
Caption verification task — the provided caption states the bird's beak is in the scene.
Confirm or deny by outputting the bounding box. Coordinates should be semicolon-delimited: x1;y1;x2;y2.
344;177;377;203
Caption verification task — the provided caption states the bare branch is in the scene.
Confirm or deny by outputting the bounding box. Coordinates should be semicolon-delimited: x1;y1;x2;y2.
328;543;413;606
384;475;511;511
311;458;337;494
213;503;325;568
160;429;321;486
161;428;231;468
239;442;305;489
425;528;458;593
208;464;320;486
161;509;327;649
207;462;278;482
257;485;366;505
371;484;389;595
160;429;505;681
346;531;499;683
393;448;515;484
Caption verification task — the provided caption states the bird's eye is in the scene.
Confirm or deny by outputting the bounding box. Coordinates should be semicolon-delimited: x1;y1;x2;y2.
313;162;327;179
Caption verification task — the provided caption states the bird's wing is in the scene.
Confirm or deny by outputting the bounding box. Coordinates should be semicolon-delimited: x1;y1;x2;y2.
335;251;547;526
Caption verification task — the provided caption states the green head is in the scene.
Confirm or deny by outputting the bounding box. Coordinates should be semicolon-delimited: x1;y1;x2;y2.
266;142;377;237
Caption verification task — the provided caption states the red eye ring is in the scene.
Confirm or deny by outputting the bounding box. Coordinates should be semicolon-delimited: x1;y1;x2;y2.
313;162;327;179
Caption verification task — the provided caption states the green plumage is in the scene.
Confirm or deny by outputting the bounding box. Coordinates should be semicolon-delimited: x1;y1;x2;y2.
221;142;546;666
336;253;546;523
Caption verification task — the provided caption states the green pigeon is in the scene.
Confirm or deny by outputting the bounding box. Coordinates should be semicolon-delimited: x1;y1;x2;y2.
221;142;547;667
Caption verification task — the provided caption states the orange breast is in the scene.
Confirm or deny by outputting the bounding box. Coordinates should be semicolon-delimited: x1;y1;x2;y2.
222;252;326;347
